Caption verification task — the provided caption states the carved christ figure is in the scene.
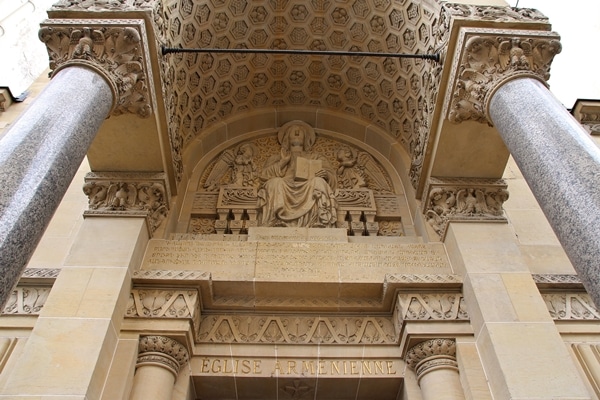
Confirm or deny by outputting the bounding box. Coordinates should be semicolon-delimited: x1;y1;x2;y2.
257;122;337;228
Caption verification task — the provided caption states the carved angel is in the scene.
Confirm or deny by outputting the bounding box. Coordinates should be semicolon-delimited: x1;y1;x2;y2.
498;39;531;71
106;182;137;210
70;27;105;60
456;188;487;214
203;142;259;191
336;145;392;193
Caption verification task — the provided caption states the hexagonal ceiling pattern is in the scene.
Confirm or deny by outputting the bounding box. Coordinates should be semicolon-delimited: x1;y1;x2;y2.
158;0;443;161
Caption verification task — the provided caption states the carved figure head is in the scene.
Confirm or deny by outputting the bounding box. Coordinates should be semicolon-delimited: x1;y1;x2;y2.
278;120;316;152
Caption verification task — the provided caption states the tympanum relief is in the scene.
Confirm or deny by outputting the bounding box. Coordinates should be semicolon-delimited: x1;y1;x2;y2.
191;121;402;236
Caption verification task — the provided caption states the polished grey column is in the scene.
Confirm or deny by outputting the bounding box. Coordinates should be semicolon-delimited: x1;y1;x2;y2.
0;66;113;308
489;77;600;305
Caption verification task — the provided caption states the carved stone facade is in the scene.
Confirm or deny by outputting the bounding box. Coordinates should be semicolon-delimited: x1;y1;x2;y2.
422;177;509;238
83;172;170;234
39;19;153;118
137;335;189;377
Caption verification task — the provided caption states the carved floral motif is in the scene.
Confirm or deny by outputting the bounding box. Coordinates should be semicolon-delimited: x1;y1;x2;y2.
444;4;548;22
423;177;509;238
395;293;468;324
83;172;169;233
448;30;561;124
38;20;151;118
137;335;189;377
126;289;200;333
3;287;50;315
543;293;600;320
405;338;457;380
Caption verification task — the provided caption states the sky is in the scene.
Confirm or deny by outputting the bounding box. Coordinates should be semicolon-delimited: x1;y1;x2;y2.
511;0;600;108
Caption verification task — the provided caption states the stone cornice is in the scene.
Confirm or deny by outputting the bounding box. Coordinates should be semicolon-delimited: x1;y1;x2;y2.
38;19;152;118
422;177;509;239
445;28;561;125
137;335;189;378
83;172;169;234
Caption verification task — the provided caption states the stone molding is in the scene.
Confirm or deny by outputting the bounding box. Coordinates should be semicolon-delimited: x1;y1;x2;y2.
126;288;200;334
51;0;154;11
446;28;561;125
38;19;152;118
405;338;458;382
2;287;51;315
137;335;189;378
83;172;169;234
394;293;468;328
542;293;600;320
198;315;396;345
443;3;549;23
533;274;582;287
422;177;509;239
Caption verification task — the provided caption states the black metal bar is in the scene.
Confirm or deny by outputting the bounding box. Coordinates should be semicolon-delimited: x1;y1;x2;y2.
161;46;440;62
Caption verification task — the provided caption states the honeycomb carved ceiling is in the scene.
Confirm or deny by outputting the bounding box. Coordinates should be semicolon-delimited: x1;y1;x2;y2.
158;0;443;160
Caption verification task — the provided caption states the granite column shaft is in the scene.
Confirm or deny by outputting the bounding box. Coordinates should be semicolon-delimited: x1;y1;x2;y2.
488;77;600;305
0;65;113;308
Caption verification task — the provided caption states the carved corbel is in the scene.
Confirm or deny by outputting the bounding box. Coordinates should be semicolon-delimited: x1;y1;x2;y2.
38;19;152;118
83;172;169;235
447;28;561;125
422;177;509;239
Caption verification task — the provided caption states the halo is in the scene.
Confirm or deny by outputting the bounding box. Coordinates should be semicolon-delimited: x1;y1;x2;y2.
278;120;316;148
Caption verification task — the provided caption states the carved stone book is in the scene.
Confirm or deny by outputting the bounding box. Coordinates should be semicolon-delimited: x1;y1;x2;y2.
294;157;322;181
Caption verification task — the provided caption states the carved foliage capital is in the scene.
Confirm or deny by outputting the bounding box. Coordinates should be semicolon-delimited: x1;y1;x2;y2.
405;338;458;381
448;30;561;124
38;19;152;118
422;177;509;239
83;172;169;234
137;335;189;377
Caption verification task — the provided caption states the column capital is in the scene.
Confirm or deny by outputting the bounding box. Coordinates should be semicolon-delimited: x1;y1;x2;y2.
82;172;169;235
446;28;561;125
406;338;458;382
136;336;189;378
38;19;153;118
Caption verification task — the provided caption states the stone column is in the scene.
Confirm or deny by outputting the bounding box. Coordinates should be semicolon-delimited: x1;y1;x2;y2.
405;339;465;400
130;336;189;400
0;65;113;309
488;77;600;306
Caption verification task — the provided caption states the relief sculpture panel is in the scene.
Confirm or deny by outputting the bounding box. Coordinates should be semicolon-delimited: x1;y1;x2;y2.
191;121;404;236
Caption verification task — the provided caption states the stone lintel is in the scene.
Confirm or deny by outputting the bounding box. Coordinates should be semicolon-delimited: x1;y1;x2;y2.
39;18;153;118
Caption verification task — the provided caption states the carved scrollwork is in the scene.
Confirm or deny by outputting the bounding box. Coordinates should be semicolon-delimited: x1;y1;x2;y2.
542;293;600;320
83;172;169;234
422;177;509;238
51;0;155;11
448;30;561;125
38;20;151;118
3;287;51;315
444;4;549;22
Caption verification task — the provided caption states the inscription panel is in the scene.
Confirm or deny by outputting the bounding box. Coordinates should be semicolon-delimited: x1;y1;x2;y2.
142;240;451;282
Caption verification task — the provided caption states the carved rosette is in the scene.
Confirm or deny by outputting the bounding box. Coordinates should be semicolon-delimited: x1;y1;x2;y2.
405;338;458;382
422;177;509;239
447;28;561;125
38;19;152;118
137;336;189;378
83;172;169;234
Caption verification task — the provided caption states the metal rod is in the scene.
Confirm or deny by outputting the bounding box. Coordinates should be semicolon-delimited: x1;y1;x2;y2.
161;46;440;62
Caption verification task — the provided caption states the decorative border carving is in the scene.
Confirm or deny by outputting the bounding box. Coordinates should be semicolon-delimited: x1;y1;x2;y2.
126;289;200;334
83;172;169;234
39;19;152;118
51;0;155;11
394;293;468;328
542;293;600;320
446;28;561;125
198;315;396;345
3;287;51;315
422;177;509;239
533;274;582;287
444;4;549;23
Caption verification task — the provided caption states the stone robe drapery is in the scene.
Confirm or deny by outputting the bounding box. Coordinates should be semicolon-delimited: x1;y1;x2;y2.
257;152;337;227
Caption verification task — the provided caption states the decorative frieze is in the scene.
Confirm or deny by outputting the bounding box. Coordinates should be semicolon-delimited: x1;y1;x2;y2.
405;338;458;382
542;293;600;320
38;19;152;118
83;172;169;234
198;315;396;345
443;3;549;23
422;177;509;238
126;289;200;333
51;0;155;11
3;287;50;315
137;335;189;378
447;28;561;125
394;293;468;331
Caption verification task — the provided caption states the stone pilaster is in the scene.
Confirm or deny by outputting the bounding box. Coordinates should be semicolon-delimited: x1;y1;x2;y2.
405;339;465;400
130;336;189;400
